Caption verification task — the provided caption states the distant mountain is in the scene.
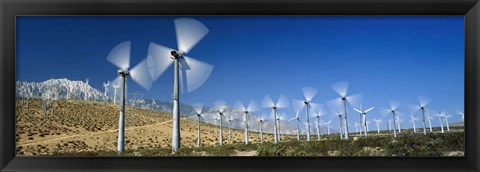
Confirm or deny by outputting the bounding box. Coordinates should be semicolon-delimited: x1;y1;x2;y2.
16;78;335;135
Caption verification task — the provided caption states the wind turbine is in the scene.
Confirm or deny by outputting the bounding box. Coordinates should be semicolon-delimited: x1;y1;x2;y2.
354;121;360;134
381;101;400;138
106;41;153;154
312;104;326;141
373;119;382;134
262;95;289;144
292;87;319;141
147;18;214;153
226;113;235;142
288;109;302;141
387;120;392;131
258;114;267;143
426;114;434;132
112;82;119;105
324;120;332;135
444;113;451;132
276;114;286;142
192;103;205;147
409;96;431;135
214;101;227;146
366;120;371;133
458;111;464;121
353;106;374;138
410;115;418;133
84;78;89;101
151;100;157;110
235;100;258;145
437;112;445;133
330;81;363;140
396;116;403;134
103;81;110;97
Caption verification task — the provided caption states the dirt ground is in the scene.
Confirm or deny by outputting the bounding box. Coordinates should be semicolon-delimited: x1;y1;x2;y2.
16;99;281;156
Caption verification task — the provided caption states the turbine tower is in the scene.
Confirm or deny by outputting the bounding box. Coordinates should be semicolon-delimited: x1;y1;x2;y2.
426;114;434;132
382;101;400;138
437;112;445;133
409;96;431;135
293;87;319;141
147;18;214;153
353;106;374;138
106;41;153;154
262;95;289;144
103;81;110;97
112;82;119;105
192;103;204;147
373;119;382;134
235;100;258;145
258;115;267;143
324;120;332;135
410;115;418;133
312;104;326;141
288;109;302;141
214;101;227;146
330;81;363;140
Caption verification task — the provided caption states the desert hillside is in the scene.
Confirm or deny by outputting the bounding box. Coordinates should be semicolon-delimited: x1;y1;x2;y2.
16;98;296;156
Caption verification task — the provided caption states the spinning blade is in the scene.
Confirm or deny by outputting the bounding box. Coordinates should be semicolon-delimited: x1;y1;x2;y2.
129;58;153;91
174;18;210;53
331;81;349;97
302;87;318;102
106;41;130;69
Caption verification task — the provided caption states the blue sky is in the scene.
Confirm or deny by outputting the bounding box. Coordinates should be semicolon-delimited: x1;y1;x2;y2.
17;16;464;130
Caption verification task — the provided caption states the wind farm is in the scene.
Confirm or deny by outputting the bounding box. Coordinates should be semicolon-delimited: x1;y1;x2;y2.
15;16;465;156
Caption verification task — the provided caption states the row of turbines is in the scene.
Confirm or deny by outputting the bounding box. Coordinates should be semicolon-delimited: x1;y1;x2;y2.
99;17;463;154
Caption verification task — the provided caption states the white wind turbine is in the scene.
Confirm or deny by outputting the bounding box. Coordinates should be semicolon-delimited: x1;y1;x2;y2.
257;114;268;143
288;109;302;141
226;113;235;142
235;100;258;145
262;95;289;144
106;41;153;154
330;81;363;140
103;81;110;97
409;96;431;135
373;119;382;134
84;78;89;101
276;114;286;142
437;112;446;133
214;101;227;146
312;104;327;141
365;120;371;132
192;103;205;147
353;106;374;138
112;81;119;105
444;113;451;132
324;120;332;135
458;111;464;121
409;115;418;133
381;101;400;138
151;99;157;110
147;18;214;152
387;119;392;131
354;121;360;134
396;116;403;134
292;87;319;141
426;114;434;132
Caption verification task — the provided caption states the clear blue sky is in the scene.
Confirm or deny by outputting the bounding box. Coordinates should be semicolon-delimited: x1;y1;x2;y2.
17;16;464;130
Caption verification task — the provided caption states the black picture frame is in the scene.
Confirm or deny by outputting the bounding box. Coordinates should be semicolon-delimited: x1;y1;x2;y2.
1;0;479;171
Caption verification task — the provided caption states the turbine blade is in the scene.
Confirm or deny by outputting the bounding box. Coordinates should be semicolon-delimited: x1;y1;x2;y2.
174;18;209;53
364;107;375;113
235;100;246;111
418;96;431;107
346;93;363;109
261;95;275;108
182;56;214;93
192;103;204;114
292;99;306;113
326;98;342;114
106;41;130;69
129;58;153;91
247;99;259;112
301;86;318;102
331;81;349;97
288;117;296;121
408;104;421;114
147;42;174;81
389;100;400;111
353;107;362;114
276;95;289;108
214;100;227;112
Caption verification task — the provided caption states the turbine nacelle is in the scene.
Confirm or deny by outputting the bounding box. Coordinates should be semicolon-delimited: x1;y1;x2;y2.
170;50;184;59
117;69;129;77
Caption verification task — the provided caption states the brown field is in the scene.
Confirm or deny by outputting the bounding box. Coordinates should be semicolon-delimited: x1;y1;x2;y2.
15;98;298;156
